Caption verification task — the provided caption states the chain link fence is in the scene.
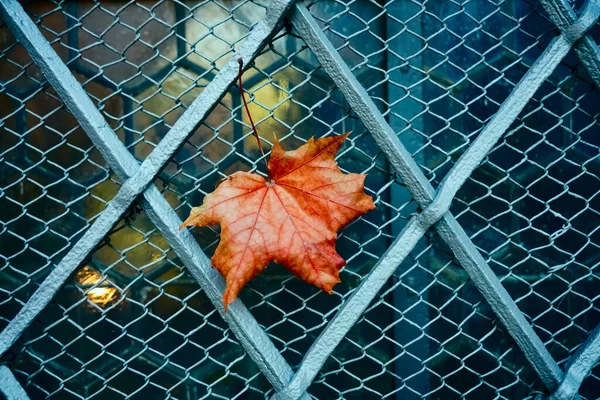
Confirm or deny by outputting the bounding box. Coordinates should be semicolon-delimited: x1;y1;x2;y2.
0;0;599;399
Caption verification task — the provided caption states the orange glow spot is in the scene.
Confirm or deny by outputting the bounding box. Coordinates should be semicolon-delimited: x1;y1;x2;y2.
75;266;118;307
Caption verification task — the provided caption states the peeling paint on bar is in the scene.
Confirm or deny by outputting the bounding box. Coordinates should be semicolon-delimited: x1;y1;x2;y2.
0;0;309;396
539;0;600;90
276;2;600;397
0;366;30;400
548;325;600;400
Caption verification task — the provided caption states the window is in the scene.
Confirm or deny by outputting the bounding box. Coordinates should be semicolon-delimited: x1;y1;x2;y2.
1;0;600;399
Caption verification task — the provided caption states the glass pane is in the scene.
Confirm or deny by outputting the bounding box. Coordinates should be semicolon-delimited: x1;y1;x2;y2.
2;0;600;399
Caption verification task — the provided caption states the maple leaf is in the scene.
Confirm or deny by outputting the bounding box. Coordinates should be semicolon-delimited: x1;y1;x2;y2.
180;133;376;308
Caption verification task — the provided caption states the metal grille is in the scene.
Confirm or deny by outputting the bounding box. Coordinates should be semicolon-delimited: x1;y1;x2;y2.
0;0;599;399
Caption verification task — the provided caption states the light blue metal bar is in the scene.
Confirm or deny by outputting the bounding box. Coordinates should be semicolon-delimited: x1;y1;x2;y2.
548;325;600;400
0;366;30;400
273;2;600;398
0;0;310;396
418;0;600;228
539;0;600;90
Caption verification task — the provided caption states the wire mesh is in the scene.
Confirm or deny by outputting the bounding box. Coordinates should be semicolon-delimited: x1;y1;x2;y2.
0;0;599;399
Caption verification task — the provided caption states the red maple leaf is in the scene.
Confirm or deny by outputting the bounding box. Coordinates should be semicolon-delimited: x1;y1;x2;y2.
181;133;375;308
180;59;375;309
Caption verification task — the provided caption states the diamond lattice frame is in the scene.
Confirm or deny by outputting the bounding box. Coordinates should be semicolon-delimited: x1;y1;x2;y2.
0;0;307;397
0;0;600;399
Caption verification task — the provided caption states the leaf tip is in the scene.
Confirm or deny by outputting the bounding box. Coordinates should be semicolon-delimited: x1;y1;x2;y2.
179;215;194;230
367;195;377;211
325;279;341;295
222;293;235;312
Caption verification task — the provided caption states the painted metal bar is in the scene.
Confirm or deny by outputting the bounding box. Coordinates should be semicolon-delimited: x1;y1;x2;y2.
418;53;579;220
0;0;310;396
539;0;600;90
0;366;30;400
270;214;432;400
419;0;600;229
275;2;600;397
548;325;600;400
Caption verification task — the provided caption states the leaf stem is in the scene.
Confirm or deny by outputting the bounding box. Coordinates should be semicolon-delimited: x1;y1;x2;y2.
237;57;270;178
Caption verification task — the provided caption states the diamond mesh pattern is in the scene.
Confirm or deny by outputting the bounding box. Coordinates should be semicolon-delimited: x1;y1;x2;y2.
1;0;600;399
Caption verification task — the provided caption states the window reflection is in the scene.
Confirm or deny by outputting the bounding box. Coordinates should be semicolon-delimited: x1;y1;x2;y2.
74;266;119;308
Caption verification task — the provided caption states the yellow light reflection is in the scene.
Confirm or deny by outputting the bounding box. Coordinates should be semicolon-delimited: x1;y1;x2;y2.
75;266;119;307
242;70;303;155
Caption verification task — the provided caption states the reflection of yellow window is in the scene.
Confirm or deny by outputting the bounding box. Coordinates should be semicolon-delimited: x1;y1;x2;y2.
242;70;303;155
92;217;170;279
74;265;118;307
